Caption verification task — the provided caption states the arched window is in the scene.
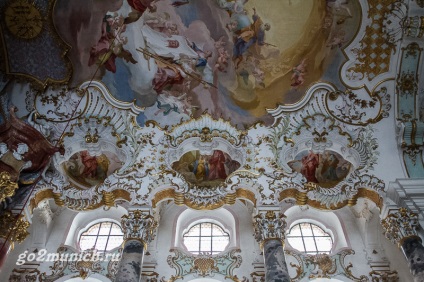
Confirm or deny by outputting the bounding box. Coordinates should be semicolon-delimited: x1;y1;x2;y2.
79;221;123;252
183;222;230;255
286;222;333;254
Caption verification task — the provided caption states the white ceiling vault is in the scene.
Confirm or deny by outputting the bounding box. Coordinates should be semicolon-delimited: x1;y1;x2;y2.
0;0;423;215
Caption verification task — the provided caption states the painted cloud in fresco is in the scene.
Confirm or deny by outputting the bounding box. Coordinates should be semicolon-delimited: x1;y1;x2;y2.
54;0;360;128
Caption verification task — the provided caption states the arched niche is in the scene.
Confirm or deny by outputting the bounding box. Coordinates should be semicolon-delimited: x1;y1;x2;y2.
64;205;127;250
173;207;238;252
283;205;349;252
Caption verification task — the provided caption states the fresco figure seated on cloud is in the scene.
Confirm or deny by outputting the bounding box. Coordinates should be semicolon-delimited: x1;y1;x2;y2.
232;7;272;68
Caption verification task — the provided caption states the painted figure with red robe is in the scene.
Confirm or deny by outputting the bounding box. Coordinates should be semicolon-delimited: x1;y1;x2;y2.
208;150;227;180
300;150;319;183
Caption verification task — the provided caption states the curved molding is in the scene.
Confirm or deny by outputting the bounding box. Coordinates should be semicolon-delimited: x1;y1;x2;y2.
279;187;383;211
151;188;256;210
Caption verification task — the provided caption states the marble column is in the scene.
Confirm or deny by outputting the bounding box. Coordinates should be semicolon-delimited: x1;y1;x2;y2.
382;208;424;282
0;238;11;269
254;209;290;282
115;210;158;282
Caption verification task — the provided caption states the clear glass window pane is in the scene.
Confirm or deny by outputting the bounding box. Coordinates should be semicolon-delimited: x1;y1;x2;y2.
183;222;230;255
201;223;213;236
85;225;100;236
107;236;124;250
287;237;305;252
186;225;201;236
98;222;112;235
287;222;333;255
184;237;200;252
288;225;302;236
95;236;108;252
200;237;212;252
299;223;313;236
311;225;326;236
79;236;96;250
303;237;317;253
110;224;124;235
79;222;124;252
212;225;226;236
213;237;229;252
315;237;333;253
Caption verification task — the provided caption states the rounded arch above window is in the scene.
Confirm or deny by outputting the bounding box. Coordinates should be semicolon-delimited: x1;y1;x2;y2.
183;222;230;255
79;221;123;253
286;222;333;254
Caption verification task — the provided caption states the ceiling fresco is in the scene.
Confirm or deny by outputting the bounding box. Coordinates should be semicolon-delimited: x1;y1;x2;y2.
172;149;241;187
288;150;353;188
61;150;123;189
51;0;361;128
0;0;423;219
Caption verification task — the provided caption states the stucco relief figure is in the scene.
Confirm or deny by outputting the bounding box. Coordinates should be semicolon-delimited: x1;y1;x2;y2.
62;151;121;189
172;150;240;187
288;150;352;187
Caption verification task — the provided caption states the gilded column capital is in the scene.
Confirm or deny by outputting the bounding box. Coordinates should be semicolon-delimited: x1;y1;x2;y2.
253;210;287;247
381;208;420;246
0;211;30;245
121;210;158;246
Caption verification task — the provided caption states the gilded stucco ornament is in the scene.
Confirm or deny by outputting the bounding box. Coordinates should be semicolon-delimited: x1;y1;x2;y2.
395;43;424;177
0;171;18;204
253;210;287;247
381;208;420;246
286;249;369;281
142;114;260;209
121;210;158;247
0;211;30;246
0;0;72;86
9;269;40;282
263;84;386;209
4;0;43;40
164;248;242;281
343;0;403;82
369;270;399;282
33;246;121;281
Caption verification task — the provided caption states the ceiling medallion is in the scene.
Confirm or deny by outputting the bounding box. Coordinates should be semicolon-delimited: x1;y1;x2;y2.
4;0;43;40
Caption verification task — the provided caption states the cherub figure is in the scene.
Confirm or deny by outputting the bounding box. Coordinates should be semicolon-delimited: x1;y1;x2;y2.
291;58;308;88
326;30;347;49
215;47;229;72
